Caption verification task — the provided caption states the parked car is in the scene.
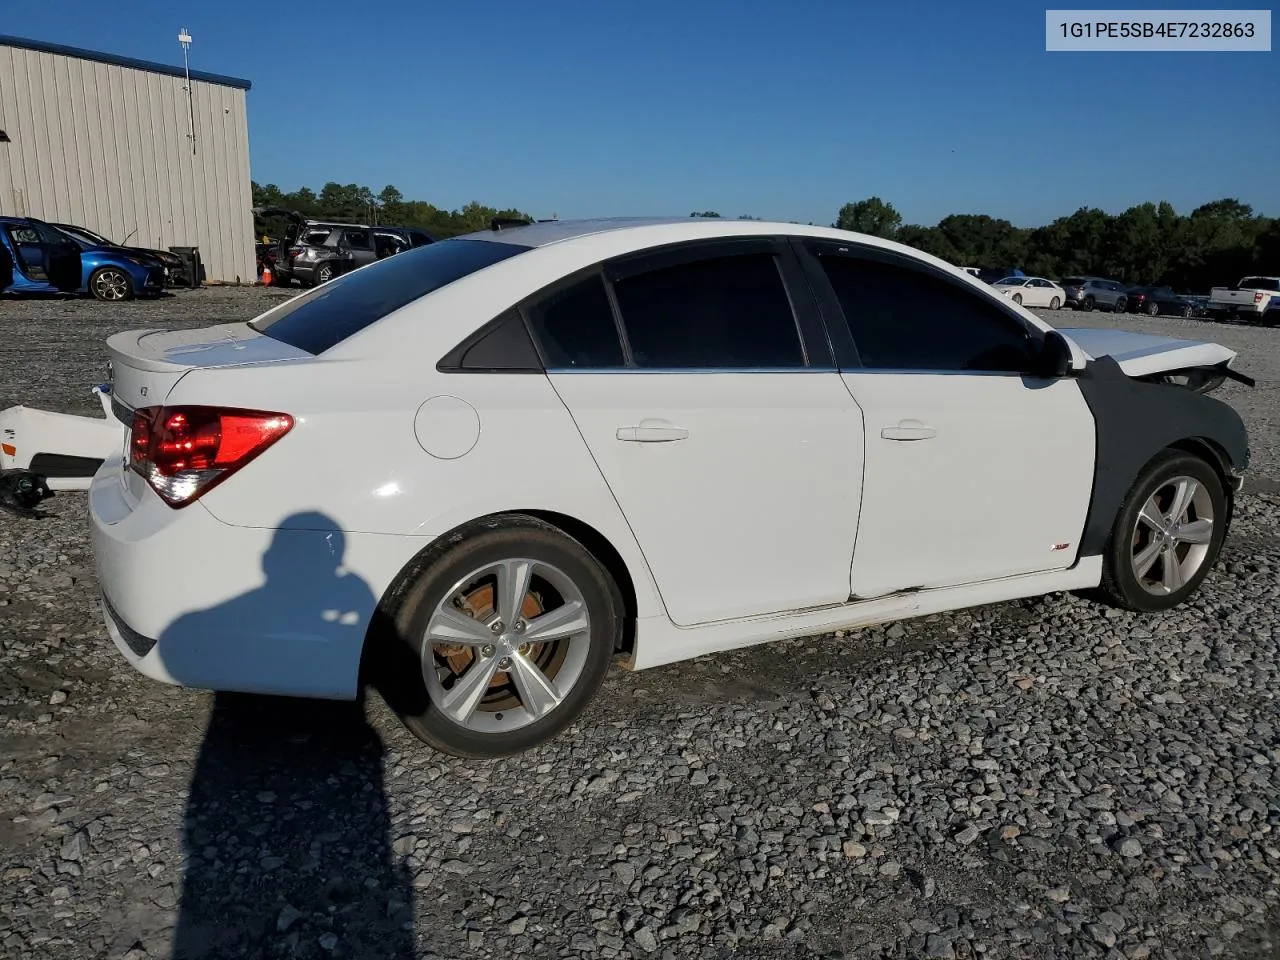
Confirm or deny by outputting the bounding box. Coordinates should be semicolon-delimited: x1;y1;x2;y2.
1260;298;1280;328
0;216;165;301
1061;277;1130;312
991;275;1066;309
91;217;1251;757
50;222;185;283
253;207;435;287
1206;276;1280;322
1124;285;1203;318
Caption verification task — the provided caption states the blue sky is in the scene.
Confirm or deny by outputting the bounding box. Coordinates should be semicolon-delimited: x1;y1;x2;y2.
7;1;1277;226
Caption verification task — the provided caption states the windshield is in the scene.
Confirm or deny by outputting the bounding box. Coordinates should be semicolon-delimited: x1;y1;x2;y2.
251;238;528;354
59;224;111;246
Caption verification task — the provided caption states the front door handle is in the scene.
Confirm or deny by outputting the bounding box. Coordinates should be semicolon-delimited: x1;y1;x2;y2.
617;420;689;443
881;420;938;441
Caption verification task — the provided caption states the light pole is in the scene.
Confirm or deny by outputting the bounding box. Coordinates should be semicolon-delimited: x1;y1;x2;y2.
178;28;196;154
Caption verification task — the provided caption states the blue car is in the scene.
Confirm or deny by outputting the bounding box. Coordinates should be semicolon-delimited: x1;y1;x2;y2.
0;216;166;301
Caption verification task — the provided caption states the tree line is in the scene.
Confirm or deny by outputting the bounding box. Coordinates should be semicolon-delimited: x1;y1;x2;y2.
253;181;1276;292
835;196;1279;292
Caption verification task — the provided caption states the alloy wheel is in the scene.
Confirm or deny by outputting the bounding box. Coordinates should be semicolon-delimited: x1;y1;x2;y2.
94;270;129;301
422;558;591;733
1130;476;1214;595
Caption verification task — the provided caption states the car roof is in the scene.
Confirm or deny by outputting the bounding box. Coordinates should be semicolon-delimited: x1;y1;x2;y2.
456;216;765;248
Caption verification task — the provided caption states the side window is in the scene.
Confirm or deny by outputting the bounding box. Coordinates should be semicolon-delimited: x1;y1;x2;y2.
342;229;371;250
525;274;625;369
409;231;433;248
816;254;1038;373
611;253;804;369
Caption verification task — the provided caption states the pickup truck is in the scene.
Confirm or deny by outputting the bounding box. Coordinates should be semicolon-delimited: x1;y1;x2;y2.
1206;276;1280;322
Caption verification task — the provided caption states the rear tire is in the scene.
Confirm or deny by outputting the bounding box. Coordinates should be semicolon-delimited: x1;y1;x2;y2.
1147;301;1160;316
1049;296;1061;310
1094;451;1227;613
374;515;622;758
1082;296;1095;312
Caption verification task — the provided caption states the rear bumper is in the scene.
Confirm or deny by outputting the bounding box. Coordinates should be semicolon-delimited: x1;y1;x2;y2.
89;459;384;700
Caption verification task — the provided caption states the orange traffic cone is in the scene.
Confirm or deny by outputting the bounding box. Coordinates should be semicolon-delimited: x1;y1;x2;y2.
261;264;273;286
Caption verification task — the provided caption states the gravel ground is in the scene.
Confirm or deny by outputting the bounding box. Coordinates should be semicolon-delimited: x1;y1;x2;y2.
1;290;1277;960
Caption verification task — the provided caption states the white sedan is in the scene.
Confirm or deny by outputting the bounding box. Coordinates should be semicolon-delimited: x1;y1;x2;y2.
991;275;1067;309
90;217;1251;757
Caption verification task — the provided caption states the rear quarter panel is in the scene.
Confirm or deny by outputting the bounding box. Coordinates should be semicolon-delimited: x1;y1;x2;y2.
168;359;668;619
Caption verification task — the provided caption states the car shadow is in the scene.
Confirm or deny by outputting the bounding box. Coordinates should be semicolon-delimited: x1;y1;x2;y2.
165;513;415;960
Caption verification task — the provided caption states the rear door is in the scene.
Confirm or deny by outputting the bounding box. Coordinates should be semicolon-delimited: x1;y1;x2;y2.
794;239;1096;600
338;228;378;267
536;238;866;627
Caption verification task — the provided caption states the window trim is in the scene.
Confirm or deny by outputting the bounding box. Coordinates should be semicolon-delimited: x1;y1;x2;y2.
791;238;1047;375
435;307;544;374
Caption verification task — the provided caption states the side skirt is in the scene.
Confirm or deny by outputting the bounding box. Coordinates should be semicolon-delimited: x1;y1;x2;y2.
626;556;1103;671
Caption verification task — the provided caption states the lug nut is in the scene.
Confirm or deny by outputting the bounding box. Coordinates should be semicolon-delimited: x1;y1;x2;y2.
498;657;513;670
490;620;504;634
513;619;526;634
518;643;530;655
480;644;495;658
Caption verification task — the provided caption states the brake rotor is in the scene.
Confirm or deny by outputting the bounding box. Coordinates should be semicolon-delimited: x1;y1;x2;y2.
435;584;546;691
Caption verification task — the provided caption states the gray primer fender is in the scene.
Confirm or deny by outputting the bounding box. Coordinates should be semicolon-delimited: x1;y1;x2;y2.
1073;356;1249;557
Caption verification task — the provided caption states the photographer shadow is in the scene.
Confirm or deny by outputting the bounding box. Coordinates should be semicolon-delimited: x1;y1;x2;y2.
165;513;415;960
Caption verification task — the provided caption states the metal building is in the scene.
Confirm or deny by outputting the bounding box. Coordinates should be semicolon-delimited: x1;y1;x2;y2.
0;34;254;284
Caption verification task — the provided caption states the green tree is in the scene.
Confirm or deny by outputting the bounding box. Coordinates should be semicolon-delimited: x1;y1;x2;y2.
835;197;902;238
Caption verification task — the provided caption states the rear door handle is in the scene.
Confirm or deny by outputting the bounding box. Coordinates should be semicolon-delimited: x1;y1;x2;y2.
881;420;937;441
617;420;689;443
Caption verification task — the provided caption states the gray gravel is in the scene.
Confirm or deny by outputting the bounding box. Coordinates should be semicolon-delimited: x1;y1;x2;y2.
1;290;1278;960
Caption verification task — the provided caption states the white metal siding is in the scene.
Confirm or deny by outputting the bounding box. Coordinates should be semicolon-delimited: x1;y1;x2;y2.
0;44;254;283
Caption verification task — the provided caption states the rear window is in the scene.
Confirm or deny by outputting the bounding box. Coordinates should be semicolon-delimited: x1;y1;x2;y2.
251;238;526;354
1240;277;1280;291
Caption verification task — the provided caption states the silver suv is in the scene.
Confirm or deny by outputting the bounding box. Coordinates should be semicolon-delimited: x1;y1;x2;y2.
1061;276;1129;312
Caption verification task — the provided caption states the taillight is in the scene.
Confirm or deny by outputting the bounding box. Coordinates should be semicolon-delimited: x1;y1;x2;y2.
1254;292;1264;303
130;406;293;507
288;246;305;260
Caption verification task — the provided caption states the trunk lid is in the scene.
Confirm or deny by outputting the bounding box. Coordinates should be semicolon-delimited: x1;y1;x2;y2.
1058;327;1238;378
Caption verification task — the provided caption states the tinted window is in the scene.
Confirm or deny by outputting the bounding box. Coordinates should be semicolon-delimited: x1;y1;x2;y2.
252;239;526;354
1240;277;1280;291
526;274;624;368
818;255;1038;373
341;229;371;250
612;254;804;368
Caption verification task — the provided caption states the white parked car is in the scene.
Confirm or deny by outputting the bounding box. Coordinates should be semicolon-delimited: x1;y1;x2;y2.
991;275;1067;309
90;217;1252;757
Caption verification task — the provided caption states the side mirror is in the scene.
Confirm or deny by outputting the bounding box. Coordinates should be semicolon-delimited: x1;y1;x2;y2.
1035;330;1073;378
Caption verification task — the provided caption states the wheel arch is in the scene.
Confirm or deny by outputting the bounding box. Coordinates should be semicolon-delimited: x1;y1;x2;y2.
361;509;641;686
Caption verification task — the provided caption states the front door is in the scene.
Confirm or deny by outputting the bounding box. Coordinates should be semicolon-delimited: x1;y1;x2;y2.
797;241;1096;600
532;240;866;627
29;219;82;291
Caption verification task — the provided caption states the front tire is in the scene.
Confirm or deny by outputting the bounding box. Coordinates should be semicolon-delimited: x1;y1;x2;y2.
89;267;135;302
1095;451;1228;613
1012;293;1022;305
1113;298;1127;314
377;515;622;758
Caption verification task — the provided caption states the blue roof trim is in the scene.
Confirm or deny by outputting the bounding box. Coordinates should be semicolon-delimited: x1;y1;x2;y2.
0;34;251;90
